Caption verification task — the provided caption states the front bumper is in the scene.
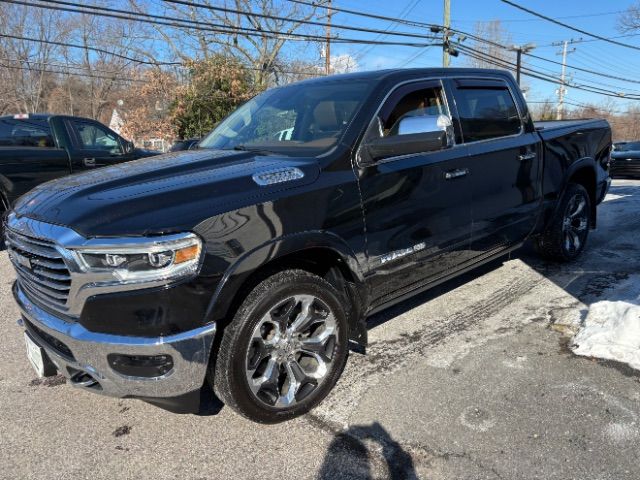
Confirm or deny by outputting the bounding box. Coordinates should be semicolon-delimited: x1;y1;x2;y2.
14;282;216;400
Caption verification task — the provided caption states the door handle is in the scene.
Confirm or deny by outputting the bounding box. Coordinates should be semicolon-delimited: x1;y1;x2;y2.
444;168;469;180
518;152;537;161
83;157;96;167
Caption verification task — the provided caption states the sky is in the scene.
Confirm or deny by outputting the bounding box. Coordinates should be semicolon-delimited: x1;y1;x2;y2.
327;0;640;112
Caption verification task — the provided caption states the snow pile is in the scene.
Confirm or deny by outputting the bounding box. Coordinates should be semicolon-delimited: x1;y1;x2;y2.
572;275;640;369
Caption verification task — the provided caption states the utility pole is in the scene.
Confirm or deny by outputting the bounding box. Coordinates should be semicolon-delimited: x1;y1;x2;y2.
443;0;451;67
552;39;578;120
509;43;535;86
325;0;332;75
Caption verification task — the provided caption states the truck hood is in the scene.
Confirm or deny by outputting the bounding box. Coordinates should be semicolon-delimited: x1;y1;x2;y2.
12;149;320;237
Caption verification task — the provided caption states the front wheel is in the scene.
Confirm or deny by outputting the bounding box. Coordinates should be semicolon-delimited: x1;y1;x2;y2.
536;183;591;261
212;269;349;423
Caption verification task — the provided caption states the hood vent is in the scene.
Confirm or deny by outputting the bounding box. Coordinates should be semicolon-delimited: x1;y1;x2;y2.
252;167;304;186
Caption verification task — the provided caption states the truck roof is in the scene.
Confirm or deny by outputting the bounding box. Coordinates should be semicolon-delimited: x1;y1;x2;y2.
290;67;513;87
0;113;56;121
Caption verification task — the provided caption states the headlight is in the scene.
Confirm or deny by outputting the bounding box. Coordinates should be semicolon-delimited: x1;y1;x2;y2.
73;233;203;284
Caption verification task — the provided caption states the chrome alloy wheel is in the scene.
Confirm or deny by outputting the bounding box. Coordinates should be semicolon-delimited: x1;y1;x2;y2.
245;294;338;408
562;193;589;254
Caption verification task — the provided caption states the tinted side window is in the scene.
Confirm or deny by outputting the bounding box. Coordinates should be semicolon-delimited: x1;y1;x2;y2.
454;87;521;142
0;118;54;147
72;121;121;152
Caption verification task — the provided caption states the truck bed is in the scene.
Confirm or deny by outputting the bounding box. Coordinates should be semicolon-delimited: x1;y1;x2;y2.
534;119;605;131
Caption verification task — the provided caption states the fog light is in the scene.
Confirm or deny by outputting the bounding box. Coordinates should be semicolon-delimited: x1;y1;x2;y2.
107;354;174;377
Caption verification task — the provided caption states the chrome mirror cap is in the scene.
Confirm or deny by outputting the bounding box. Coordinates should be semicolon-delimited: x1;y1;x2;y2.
397;114;452;135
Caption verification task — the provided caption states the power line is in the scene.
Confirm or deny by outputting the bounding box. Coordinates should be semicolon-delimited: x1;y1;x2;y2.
283;0;640;91
0;62;146;82
284;0;437;30
454;10;623;24
456;29;640;86
11;0;640;98
0;35;329;78
162;0;439;42
0;33;179;66
355;0;420;60
0;57;138;75
10;0;438;48
538;33;640;48
500;0;640;52
286;1;640;90
455;43;640;100
284;0;640;93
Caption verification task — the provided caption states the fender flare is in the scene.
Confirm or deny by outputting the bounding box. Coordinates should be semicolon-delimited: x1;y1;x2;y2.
547;157;597;229
204;230;369;346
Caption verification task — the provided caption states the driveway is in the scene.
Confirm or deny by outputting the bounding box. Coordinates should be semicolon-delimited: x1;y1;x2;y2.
1;180;639;479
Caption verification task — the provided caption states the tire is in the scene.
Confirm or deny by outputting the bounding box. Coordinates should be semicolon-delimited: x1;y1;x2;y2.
536;183;591;262
0;196;7;249
212;269;349;423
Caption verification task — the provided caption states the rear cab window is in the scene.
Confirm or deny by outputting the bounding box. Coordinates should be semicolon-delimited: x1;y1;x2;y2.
0;117;55;147
452;79;522;143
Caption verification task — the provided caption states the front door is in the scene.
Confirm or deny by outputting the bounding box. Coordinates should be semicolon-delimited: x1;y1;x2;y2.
355;80;474;306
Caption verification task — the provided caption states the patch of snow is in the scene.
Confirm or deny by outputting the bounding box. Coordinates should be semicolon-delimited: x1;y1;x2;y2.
572;275;640;369
602;193;629;202
603;422;639;444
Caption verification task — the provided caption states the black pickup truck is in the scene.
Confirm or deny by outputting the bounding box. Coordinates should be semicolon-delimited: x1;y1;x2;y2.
0;114;158;214
5;69;611;423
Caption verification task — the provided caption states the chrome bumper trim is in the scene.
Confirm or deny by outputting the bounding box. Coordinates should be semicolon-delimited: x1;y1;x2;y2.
15;283;216;399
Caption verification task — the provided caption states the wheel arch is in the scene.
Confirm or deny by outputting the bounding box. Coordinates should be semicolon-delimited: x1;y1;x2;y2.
546;158;598;231
205;232;369;348
566;160;597;228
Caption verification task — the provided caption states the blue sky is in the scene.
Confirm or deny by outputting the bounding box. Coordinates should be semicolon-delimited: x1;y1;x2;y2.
328;0;640;112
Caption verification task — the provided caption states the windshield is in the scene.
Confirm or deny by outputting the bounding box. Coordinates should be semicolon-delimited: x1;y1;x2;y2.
198;80;372;157
614;141;640;152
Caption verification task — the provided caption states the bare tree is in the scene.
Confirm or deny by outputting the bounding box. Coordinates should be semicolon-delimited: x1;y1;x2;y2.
0;3;71;113
130;0;323;88
65;13;149;122
618;2;640;31
465;20;516;74
529;100;556;121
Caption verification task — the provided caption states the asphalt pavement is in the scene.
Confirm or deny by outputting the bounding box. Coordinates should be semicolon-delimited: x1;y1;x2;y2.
1;179;639;480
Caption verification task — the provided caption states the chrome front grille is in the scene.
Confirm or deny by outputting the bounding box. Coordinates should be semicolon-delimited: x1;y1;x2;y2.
5;228;71;311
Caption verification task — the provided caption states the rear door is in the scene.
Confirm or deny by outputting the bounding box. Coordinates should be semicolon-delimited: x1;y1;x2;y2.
450;78;542;255
0;117;71;202
65;118;135;170
356;80;474;305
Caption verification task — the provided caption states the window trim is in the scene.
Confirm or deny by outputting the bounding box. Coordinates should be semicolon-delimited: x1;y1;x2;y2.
356;78;458;167
448;76;525;145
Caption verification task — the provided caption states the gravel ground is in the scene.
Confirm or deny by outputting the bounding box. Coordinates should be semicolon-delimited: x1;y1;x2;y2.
0;179;639;480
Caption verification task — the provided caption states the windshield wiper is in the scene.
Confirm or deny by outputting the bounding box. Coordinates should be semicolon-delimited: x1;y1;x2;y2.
232;145;279;156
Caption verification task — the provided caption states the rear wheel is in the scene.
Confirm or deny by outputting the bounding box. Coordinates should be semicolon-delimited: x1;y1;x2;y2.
536;183;591;261
212;269;349;423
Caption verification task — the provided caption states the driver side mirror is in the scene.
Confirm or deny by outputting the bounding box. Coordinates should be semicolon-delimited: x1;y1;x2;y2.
363;114;453;163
